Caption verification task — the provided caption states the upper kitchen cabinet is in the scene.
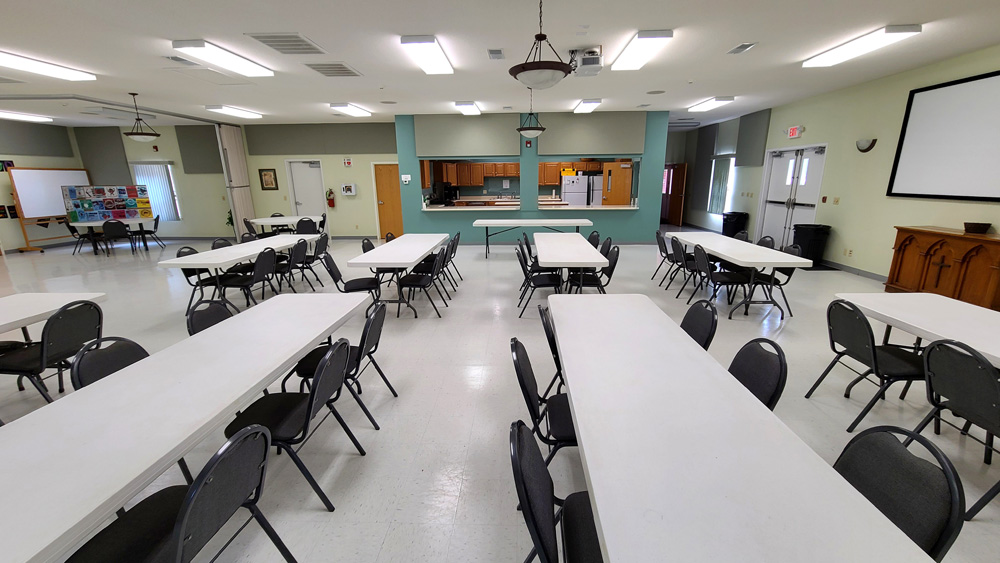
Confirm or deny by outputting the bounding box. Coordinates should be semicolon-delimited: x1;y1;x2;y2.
457;162;472;186
442;162;458;185
482;162;496;177
504;162;520;176
471;163;485;186
541;162;561;186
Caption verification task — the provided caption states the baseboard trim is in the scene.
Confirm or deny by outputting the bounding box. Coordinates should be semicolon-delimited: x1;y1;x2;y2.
822;260;887;282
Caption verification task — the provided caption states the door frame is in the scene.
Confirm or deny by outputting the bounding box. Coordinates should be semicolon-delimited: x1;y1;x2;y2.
755;143;827;241
284;159;326;216
370;161;400;237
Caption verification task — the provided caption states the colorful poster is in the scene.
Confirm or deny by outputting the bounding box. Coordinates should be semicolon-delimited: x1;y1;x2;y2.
81;199;93;211
126;186;138;198
137;186;148;197
92;187;106;197
136;198;151;208
125;198;137;208
125;209;140;219
139;208;154;218
112;209;126;219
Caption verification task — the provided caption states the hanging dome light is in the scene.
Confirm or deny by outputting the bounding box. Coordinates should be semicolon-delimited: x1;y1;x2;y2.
122;93;160;142
508;0;572;90
516;89;546;138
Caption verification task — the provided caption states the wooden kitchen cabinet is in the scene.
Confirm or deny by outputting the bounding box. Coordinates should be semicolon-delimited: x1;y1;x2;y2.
504;162;520;176
442;163;458;185
585;161;603;172
482;162;495;177
559;162;575;172
471;163;484;186
457;163;472;186
420;160;431;189
542;162;561;186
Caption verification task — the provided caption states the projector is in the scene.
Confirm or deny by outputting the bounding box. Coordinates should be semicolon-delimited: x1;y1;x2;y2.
573;48;603;77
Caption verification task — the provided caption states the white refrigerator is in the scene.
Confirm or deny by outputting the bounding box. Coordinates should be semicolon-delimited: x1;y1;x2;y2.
561;175;588;206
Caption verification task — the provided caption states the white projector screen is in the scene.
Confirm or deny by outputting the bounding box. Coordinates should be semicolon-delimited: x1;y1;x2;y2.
887;70;1000;202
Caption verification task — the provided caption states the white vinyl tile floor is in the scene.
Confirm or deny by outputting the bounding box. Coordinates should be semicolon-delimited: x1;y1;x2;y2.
0;234;998;562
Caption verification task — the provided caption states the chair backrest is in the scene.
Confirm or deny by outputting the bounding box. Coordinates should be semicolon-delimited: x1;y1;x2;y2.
66;223;81;238
509;420;559;563
187;300;236;336
288;239;308;266
384;232;396;243
319;212;327;231
153;215;161;231
240;232;256;243
70;337;149;390
361;238;375;253
734;230;749;242
430;248;447;276
171;425;272;563
450;232;461;258
680;299;717;350
670;236;691;271
242;218;257;236
270;212;284;217
693;244;713;278
599;237;612;257
321;253;344;285
826;300;878;371
538;306;562;376
756;235;775;249
655;231;668;258
296;217;318;234
42;300;103;364
211;238;232;250
923;340;1000;432
251;247;277;283
587;230;600;248
602;245;620;280
312;232;329;257
510;338;542;426
443;236;457;267
177;246;206;280
833;426;964;561
305;339;351;426
102;220;129;238
358;303;387;358
514;247;531;280
728;338;787;410
776;244;802;277
522;232;535;259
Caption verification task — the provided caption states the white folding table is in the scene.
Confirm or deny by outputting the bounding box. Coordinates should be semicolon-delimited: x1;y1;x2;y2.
534;232;608;291
0;293;107;336
472;219;593;258
249;215;322;234
347;233;449;317
71;217;154;254
836;292;1000;365
547;294;932;562
672;231;812;319
0;293;367;563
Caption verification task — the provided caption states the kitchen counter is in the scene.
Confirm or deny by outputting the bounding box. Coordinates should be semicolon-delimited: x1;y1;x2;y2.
423;205;519;211
544;205;638;211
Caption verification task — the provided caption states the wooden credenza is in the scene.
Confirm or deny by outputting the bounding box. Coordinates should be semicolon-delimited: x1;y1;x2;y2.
886;226;1000;310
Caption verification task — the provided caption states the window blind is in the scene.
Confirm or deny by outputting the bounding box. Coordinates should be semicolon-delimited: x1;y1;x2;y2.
133;164;180;221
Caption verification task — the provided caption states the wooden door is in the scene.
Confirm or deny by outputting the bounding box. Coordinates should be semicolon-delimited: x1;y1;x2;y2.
374;164;403;238
457;163;472;186
471;163;484;186
665;163;687;226
602;162;634;206
504;162;519;176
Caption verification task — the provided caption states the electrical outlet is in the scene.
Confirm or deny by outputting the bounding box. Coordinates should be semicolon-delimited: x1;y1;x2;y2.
833;197;840;205
848;249;853;257
283;196;288;201
483;190;487;195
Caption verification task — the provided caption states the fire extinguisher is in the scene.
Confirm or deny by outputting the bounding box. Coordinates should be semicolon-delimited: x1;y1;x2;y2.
326;188;336;208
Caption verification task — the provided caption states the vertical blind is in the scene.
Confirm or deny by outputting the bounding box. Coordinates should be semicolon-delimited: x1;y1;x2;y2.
133;164;181;221
707;158;731;215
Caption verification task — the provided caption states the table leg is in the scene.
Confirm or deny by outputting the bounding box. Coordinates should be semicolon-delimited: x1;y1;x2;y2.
214;268;238;310
485;227;490;259
87;227;99;255
138;222;149;251
391;270;418;318
728;268;785;320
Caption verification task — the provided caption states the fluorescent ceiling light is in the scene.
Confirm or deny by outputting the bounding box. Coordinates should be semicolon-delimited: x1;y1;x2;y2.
455;101;481;116
688;96;735;112
611;30;673;71
0;51;95;81
574;99;602;113
330;103;372;117
205;105;262;119
172;40;273;77
803;25;922;68
400;36;454;75
0;110;53;123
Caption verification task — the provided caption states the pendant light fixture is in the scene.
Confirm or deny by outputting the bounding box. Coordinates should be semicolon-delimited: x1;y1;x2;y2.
508;0;572;89
122;93;160;142
516;89;545;138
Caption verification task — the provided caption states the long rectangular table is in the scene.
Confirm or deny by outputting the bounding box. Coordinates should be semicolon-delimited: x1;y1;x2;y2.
347;233;449;317
249;215;322;232
672;231;812;319
534;232;607;291
71;218;153;254
0;293;367;563
547;294;932;562
837;292;1000;365
0;293;107;335
473;219;593;258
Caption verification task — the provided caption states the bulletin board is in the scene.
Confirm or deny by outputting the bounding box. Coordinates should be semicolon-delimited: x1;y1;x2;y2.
62;186;153;223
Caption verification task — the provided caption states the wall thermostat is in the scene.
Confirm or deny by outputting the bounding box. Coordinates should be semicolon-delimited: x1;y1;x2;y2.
341;183;356;196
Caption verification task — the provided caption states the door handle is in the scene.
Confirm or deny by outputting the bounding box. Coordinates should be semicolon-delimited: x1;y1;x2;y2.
295;201;303;205
379;200;384;205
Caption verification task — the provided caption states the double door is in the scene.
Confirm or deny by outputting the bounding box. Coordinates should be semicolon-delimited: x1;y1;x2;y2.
759;146;825;247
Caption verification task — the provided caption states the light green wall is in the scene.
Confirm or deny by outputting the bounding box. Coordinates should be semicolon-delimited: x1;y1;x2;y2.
120;126;232;239
245;151;395;238
761;43;1000;275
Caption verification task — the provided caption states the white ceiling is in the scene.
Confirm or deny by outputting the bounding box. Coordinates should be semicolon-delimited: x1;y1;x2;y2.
2;0;1000;127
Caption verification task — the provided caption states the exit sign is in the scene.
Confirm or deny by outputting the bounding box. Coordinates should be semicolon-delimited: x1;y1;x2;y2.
787;126;804;139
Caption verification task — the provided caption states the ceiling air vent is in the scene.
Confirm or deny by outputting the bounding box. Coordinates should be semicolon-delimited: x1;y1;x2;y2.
246;33;325;55
164;56;198;66
305;62;362;77
487;49;505;60
727;43;757;55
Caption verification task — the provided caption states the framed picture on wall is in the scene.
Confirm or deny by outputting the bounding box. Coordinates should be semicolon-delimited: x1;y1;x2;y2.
0;160;14;171
259;169;278;191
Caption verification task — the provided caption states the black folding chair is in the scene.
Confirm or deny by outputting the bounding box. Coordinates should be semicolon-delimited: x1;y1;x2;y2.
669;236;698;299
322;254;381;315
750;244;802;316
295;217;318;235
176;246;221;314
102;220;135;255
515;247;561;318
586;230;600;248
728;338;787;410
680;299;717;351
133;215;166;249
220;247;279;306
269;212;294;234
186;300;239;335
511;338;576;465
567;246;619;294
399;250;448;318
537;305;565;401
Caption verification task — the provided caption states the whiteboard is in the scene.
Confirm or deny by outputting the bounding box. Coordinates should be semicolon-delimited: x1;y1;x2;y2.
887;70;1000;201
8;168;90;218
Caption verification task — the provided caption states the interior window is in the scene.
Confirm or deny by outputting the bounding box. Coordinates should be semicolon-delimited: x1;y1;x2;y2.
133;163;182;221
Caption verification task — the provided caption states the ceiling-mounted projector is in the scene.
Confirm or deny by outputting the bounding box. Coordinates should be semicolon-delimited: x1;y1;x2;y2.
572;48;603;77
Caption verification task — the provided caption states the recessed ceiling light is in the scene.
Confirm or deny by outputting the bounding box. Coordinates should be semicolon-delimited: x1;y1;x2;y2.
0;110;53;123
646;90;665;95
573;99;602;113
503;106;514;111
380;101;397;105
0;51;95;81
400;36;454;75
803;25;921;68
172;40;273;77
455;101;481;116
611;30;673;71
688;97;735;112
330;103;372;117
205;105;263;119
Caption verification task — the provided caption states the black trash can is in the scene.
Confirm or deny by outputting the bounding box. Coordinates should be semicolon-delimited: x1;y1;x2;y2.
792;224;831;268
722;212;749;237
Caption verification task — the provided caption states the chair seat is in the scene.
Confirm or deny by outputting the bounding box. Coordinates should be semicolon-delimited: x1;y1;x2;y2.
713;271;751;285
226;263;256;275
530;273;563;288
66;485;187;563
530;263;559;275
0;343;44;373
0;341;26;353
546;393;576;441
562;491;604;563
875;346;924;378
399;273;432;288
295;345;361;379
224;393;309;442
568;273;603;288
411;261;434;275
217;273;256;288
344;277;380;292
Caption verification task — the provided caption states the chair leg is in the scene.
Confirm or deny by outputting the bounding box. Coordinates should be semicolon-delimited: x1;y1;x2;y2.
520;288;537;318
804;354;843;398
326;401;366;456
434;280;450;304
674;269;693;299
423;288;441;318
345;383;380;430
986;433;994;465
961;420;973;435
151;233;166;249
57;367;65;394
846;381;894;433
369;356;398;397
451;263;463;281
543;443;565;466
248;505;298;562
777;285;793;317
26;375;53;403
651;257;667;280
844;369;874;399
177;458;194;485
277;443;335;512
898;380;913;400
966;477;1000;521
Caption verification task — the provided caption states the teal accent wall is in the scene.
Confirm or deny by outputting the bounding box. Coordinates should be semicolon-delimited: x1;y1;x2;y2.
396;111;669;244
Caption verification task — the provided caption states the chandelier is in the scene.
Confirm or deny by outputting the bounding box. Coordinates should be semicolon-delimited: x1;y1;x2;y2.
508;0;572;89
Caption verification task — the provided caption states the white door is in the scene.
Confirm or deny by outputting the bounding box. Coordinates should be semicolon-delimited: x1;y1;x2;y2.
787;147;826;236
287;161;327;216
760;151;798;245
759;147;826;247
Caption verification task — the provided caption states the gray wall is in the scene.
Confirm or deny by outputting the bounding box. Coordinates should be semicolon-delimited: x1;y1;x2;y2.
73;127;132;185
0;121;74;157
176;125;223;174
538;112;646;155
665;131;688;164
735;109;771;167
245;123;397;155
414;114;521;157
